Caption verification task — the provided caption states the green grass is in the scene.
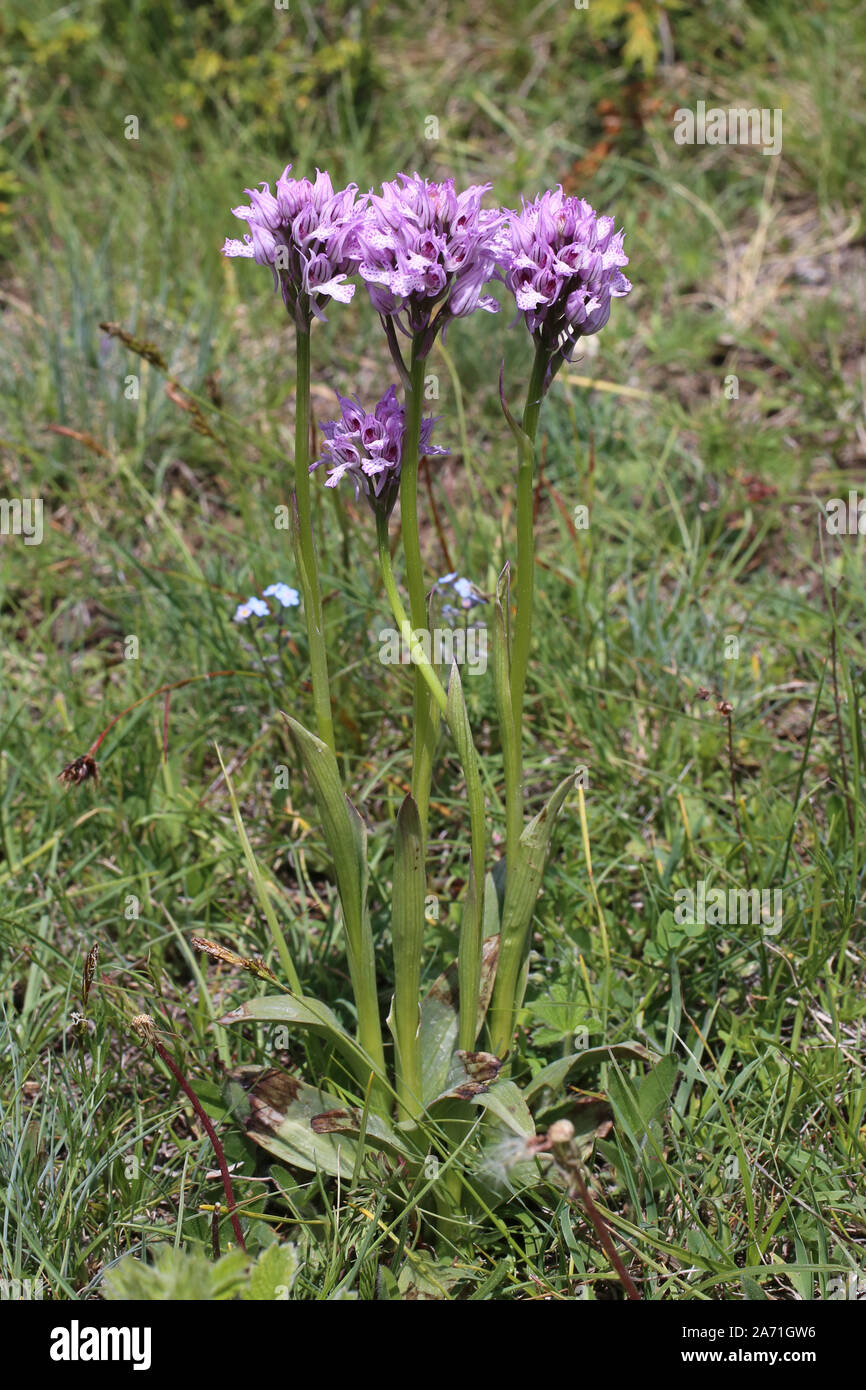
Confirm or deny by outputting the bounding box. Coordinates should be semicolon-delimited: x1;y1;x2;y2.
1;0;865;1300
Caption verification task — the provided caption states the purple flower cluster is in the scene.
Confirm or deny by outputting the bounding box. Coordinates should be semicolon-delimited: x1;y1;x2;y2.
310;386;447;517
223;165;634;389
502;186;632;376
354;173;506;356
222;166;362;329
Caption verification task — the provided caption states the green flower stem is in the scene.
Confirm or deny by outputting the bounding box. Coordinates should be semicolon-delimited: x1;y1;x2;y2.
377;513;447;716
391;795;425;1124
507;342;548;839
377;512;444;1122
377;514;486;1056
495;343;548;1056
504;344;547;876
400;344;438;841
346;916;391;1119
450;670;487;1053
293;328;336;754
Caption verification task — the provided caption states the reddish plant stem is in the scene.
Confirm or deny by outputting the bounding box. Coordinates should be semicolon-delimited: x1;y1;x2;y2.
162;691;171;763
421;452;453;574
567;1163;640;1302
211;1207;221;1262
152;1039;246;1252
87;669;266;757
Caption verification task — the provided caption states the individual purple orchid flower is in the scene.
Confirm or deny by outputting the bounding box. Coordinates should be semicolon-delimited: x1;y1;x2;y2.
223;165;364;331
310;385;447;518
353;173;507;365
500;186;632;389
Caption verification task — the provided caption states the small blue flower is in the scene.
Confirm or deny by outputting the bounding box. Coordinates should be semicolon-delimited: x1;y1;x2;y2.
263;582;300;609
234;596;271;623
436;573;487;611
453;577;479;606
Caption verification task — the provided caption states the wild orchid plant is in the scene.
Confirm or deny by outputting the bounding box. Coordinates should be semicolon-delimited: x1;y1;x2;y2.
218;166;634;1217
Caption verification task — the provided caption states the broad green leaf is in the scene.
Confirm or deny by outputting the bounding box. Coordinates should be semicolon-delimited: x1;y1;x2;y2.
473;1079;535;1136
427;1048;501;1107
226;1067;359;1179
418;937;500;1105
307;1101;414;1162
219;994;386;1092
243;1243;299;1301
524;1043;656;1104
418;968;459;1107
219;992;348;1036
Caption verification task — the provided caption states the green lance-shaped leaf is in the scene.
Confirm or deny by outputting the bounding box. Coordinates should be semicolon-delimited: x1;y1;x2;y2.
225;1066;360;1180
418;934;500;1107
306;1101;415;1165
216;745;300;992
426;1048;502;1107
446;663;487;1052
219;994;393;1113
487;771;577;1058
280;712;387;1112
388;794;426;1122
523;1042;657;1104
473;1079;535;1137
493;566;523;877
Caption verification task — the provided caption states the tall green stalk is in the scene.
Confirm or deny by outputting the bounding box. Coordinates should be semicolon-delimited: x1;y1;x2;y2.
378;511;444;1121
376;514;485;1065
391;793;425;1123
293;328;336;754
493;342;549;1056
376;514;448;717
506;342;548;863
400;342;439;841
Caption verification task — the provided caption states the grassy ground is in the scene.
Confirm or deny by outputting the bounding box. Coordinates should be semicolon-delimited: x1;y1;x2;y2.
1;0;865;1300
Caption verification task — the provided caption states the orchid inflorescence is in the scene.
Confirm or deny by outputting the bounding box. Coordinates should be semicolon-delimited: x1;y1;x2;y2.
223;167;362;330
224;167;630;382
309;385;447;518
503;186;632;388
217;162;632;1207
